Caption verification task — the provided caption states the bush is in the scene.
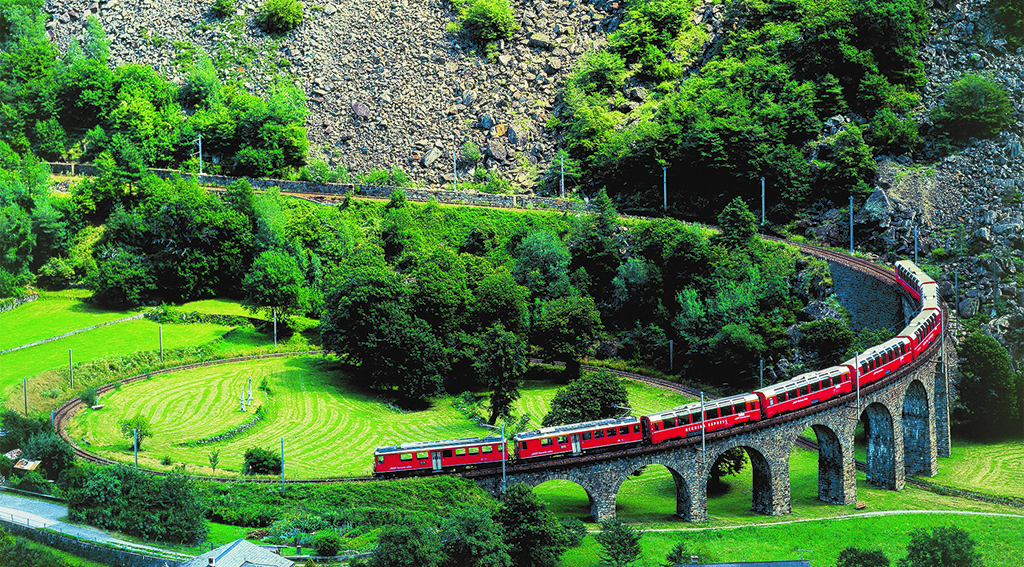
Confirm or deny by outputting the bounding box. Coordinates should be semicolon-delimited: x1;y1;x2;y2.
257;0;304;33
458;0;518;44
560;517;588;547
80;386;98;407
244;446;282;475
313;531;344;557
212;0;234;17
931;74;1013;140
461;141;481;164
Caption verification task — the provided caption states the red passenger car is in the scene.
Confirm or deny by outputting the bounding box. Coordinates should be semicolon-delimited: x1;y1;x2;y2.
514;417;643;460
842;336;913;388
373;436;506;477
896;260;935;302
755;365;854;419
641;393;761;443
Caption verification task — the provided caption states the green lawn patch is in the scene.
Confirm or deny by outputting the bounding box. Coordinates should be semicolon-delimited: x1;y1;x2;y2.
0;292;140;351
0;319;233;396
514;376;692;428
926;439;1024;500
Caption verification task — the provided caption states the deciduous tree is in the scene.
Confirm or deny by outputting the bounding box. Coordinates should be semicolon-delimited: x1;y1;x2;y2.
494;483;568;567
897;527;983;567
595;520;643;567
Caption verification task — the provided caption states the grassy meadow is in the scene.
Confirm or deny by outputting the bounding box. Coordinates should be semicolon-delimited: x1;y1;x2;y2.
66;355;692;478
925;439;1024;500
0;290;136;351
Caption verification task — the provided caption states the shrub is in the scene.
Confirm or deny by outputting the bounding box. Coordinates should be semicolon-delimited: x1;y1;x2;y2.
244;446;282;475
257;0;304;33
212;0;234;17
461;140;481;164
313;531;344;556
560;517;588;547
36;257;76;289
459;0;518;44
80;386;98;407
869;109;920;153
931;74;1013;139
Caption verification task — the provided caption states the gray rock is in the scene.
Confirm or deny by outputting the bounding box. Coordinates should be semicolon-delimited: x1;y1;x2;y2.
992;216;1023;236
497;54;513;66
324;4;336;15
462;90;477;106
528;33;555;50
972;227;992;247
479;114;495;129
351;101;371;118
958;297;979;318
422;146;441;167
855;188;895;228
488;140;507;162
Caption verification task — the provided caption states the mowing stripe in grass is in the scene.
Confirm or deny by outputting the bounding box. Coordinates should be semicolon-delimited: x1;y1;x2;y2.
0;294;140;351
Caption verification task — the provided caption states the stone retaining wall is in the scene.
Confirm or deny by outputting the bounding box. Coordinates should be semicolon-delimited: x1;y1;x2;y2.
0;294;38;314
828;261;907;332
47;162;587;212
0;517;182;567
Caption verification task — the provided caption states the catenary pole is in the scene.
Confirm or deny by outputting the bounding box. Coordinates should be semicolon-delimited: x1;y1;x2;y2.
663;167;667;211
69;349;73;389
700;392;706;466
761;177;765;225
849;196;854;253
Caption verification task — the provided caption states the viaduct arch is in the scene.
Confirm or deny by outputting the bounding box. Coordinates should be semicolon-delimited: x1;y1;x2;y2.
472;254;954;522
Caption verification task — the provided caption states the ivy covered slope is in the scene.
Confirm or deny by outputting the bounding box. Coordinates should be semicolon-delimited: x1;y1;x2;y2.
552;0;931;217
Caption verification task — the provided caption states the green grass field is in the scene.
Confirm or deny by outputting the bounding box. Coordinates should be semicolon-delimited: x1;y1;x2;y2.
560;513;1024;567
926;439;1024;500
514;378;693;429
66;357;691;478
0;291;138;351
0;319;233;392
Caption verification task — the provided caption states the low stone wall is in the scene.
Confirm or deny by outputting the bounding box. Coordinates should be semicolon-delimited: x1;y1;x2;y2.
829;261;907;332
47;162;587;212
0;294;38;314
0;516;182;567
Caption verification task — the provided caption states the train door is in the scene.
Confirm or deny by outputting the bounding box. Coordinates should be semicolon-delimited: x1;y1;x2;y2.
431;451;442;472
570;434;582;455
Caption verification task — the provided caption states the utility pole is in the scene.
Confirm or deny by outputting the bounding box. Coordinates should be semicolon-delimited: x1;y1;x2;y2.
855;352;861;413
849;196;854;253
669;340;673;371
273;309;277;347
761;177;765;225
663;166;668;212
133;428;138;469
159;325;163;362
759;359;763;389
191;133;203;175
280;437;285;495
560;153;565;198
700;392;706;466
914;226;919;265
453;151;457;192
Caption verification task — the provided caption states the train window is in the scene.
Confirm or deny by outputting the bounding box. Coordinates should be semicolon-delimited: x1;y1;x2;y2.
788;389;799;400
468;447;479;455
606;428;617;437
455;448;466;456
482;445;493;453
499;445;504;453
734;403;745;414
557;436;568;444
416;452;428;459
620;426;630;435
400;453;412;461
377;456;384;463
809;381;820;392
594;430;605;439
662;419;675;429
721;405;733;417
799;386;809;396
582;432;592;441
633;424;641;433
776;392;786;402
520;442;527;450
540;438;552;446
689;413;700;424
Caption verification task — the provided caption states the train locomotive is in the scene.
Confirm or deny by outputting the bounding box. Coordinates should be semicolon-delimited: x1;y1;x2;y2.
373;260;942;477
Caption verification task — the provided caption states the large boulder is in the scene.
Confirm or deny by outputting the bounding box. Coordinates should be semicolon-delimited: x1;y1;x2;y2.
855;188;895;228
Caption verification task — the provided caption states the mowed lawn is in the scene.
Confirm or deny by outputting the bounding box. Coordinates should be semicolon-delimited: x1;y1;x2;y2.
0;319;233;392
0;291;139;351
926;439;1024;499
68;356;486;478
67;357;692;478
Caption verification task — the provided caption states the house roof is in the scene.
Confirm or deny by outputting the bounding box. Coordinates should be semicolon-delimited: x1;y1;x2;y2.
180;539;294;567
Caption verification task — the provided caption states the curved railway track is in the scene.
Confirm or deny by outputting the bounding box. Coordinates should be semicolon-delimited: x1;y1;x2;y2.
51;236;938;490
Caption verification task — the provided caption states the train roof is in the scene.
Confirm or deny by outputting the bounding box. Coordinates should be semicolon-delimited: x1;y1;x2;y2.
754;365;852;396
374;435;504;455
642;392;759;421
841;336;910;367
514;416;640;440
896;260;936;284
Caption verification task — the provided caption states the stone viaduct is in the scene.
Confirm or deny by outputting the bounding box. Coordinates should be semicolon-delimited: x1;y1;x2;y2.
471;254;954;523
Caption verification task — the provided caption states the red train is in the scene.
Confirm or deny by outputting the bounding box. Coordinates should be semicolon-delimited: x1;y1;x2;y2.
373;260;942;477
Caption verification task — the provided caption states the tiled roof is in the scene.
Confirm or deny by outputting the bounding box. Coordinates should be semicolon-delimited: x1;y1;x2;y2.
180;539;293;567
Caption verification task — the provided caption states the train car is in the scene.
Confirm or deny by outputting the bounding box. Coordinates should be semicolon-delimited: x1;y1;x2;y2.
906;309;941;356
754;365;855;419
373;435;506;477
842;336;913;388
895;260;935;302
514;417;642;460
641;393;761;444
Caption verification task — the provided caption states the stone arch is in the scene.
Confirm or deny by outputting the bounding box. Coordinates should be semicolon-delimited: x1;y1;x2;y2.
705;443;789;516
529;473;597;517
609;460;695;522
902;379;935;476
801;422;855;505
860;402;898;489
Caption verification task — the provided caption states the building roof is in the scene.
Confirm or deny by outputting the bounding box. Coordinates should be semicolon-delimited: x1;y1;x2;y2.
180;539;294;567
